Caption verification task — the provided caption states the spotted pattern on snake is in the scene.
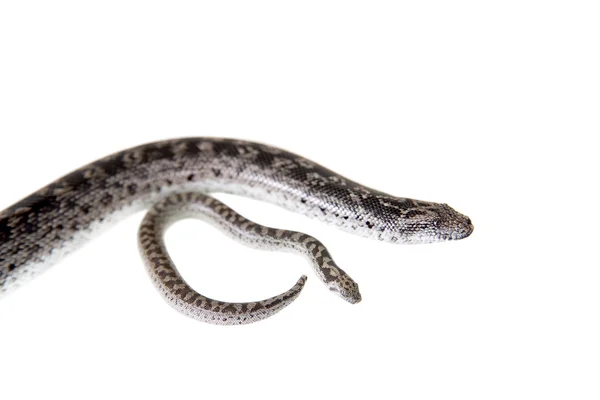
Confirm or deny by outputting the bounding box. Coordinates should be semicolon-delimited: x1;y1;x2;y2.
0;137;473;325
139;192;359;324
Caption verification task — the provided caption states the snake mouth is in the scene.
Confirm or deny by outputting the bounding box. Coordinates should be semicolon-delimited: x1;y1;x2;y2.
346;292;362;304
330;285;362;304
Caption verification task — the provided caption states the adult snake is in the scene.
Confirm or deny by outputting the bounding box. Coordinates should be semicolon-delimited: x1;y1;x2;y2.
0;138;473;325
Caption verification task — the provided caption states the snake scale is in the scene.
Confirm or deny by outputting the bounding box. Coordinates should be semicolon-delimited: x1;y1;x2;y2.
0;138;473;325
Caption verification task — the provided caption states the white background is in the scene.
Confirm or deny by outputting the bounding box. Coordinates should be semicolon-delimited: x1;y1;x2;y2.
0;1;598;399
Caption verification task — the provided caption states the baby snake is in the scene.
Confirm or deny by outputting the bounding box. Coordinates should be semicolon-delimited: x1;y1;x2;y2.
0;138;473;325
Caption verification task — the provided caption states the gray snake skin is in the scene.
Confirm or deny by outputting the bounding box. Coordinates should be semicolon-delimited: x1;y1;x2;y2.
0;138;473;325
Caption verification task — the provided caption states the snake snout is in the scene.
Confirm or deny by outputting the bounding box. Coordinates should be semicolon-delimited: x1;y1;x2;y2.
439;204;473;241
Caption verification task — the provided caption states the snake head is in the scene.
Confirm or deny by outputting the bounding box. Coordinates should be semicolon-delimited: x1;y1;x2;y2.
433;203;474;241
385;201;474;244
358;196;473;244
328;274;362;304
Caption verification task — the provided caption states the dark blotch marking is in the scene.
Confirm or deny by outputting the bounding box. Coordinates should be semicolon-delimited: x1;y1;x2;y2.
144;146;174;163
212;141;240;158
222;304;240;313
403;209;427;219
127;183;138;196
80;204;91;215
100;194;113;206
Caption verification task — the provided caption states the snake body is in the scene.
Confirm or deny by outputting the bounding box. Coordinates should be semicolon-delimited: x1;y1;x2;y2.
0;138;473;324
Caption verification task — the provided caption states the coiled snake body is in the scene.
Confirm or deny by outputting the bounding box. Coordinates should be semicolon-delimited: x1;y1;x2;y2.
0;138;473;325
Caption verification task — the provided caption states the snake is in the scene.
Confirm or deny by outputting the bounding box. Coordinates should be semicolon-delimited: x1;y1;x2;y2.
0;138;473;325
